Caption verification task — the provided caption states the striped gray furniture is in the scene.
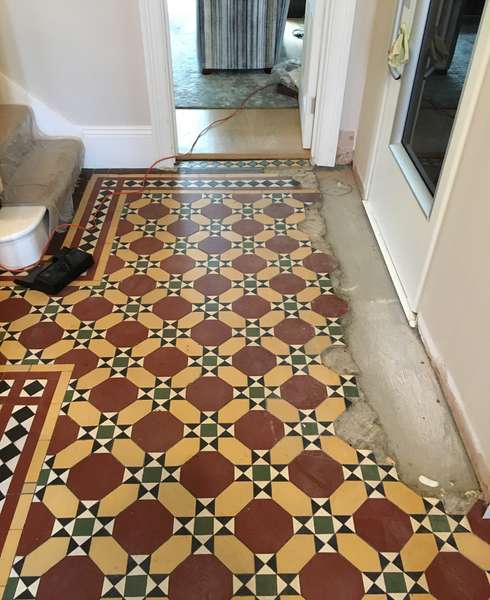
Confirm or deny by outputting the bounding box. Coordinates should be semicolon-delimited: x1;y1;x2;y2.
197;0;290;72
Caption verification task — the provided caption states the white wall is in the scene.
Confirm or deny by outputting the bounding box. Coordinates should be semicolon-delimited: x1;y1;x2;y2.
418;46;490;494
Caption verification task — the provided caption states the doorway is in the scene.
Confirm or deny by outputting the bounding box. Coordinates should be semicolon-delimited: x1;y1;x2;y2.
167;0;310;158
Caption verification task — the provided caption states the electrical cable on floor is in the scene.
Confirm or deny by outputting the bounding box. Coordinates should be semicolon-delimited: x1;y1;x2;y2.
0;83;277;273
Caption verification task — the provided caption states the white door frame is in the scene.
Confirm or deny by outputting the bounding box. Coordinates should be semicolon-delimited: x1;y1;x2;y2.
139;0;357;168
139;0;178;167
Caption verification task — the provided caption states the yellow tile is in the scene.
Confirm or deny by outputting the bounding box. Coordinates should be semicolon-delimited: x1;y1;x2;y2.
217;367;248;387
218;400;250;424
264;366;294;387
90;538;128;574
218;438;251;465
10;494;33;530
55;313;80;330
220;337;246;356
330;481;368;515
219;311;245;329
43;485;79;518
104;289;130;305
53;440;93;469
215;482;254;516
315;398;346;421
21;483;37;495
151;536;191;574
112;439;146;467
272;482;313;515
68;401;101;426
0;341;28;360
164;438;200;467
400;533;439;571
214;536;255;573
276;535;316;572
158;483;196;517
41;340;76;360
174;340;203;358
454;533;490;570
308;365;340;386
87;339;117;358
78;367;111;389
267;399;299;422
7;313;40;332
172;366;203;388
337;534;381;571
126;368;155;388
270;437;303;465
25;440;49;483
21;538;70;577
142;289;166;305
117;399;152;426
260;311;286;328
383;482;426;515
98;484;139;517
0;529;21;587
169;400;201;424
137;312;164;331
321;436;358;464
304;336;332;356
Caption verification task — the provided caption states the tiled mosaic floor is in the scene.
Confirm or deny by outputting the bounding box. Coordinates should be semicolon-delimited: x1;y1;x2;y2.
0;169;489;600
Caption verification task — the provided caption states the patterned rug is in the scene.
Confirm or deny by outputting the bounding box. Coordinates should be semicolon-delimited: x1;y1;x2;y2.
0;167;489;600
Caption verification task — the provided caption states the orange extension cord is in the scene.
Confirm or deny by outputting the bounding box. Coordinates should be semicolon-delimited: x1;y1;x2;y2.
0;83;276;273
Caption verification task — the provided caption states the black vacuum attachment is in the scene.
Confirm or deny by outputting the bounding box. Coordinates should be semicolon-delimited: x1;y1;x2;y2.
15;248;94;295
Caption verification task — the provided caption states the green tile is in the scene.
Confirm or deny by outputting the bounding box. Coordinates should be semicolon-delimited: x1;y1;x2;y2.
201;424;217;438
301;422;318;436
313;516;334;534
253;465;271;481
384;572;407;593
73;518;95;536
361;465;380;481
255;575;277;596
125;575;147;597
97;425;115;439
143;467;162;483
194;517;214;535
429;515;451;532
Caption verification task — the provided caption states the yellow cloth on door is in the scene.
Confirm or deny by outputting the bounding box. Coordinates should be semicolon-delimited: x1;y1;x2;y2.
388;24;410;68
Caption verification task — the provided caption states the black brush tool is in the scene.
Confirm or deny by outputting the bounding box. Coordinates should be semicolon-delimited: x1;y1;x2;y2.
15;248;94;295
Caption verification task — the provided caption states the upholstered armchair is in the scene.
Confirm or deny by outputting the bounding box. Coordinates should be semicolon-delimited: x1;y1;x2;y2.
197;0;291;73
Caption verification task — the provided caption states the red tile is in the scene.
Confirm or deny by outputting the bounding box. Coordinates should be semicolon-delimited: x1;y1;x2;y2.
202;204;233;220
131;411;184;452
264;203;295;219
281;375;327;409
235;499;293;553
180;452;234;498
312;294;349;318
153;296;193;320
232;294;271;319
105;255;125;275
113;499;173;554
37;556;104;600
0;297;31;322
116;219;134;236
167;219;200;237
232;219;264;236
129;236;164;255
274;318;315;346
144;347;188;377
67;453;124;500
17;502;55;556
266;235;300;254
89;377;138;412
231;193;263;205
161;255;196;274
354;498;413;552
468;500;490;545
289;451;344;497
19;322;64;350
55;348;99;378
233;346;276;376
232;254;267;275
138;203;170;220
198;236;232;255
119;274;156;297
191;320;232;347
47;415;79;455
169;555;232;600
300;553;363;600
186;376;233;411
270;273;306;295
426;552;490;600
194;274;231;296
303;253;340;274
235;410;285;450
106;321;148;348
72;297;113;321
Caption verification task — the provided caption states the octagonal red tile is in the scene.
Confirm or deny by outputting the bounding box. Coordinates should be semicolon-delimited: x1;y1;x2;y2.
235;499;293;553
186;376;233;411
144;347;188;377
281;375;327;409
303;252;340;274
426;552;490;600
119;274;156;297
180;451;234;498
194;273;231;296
169;555;232;600
354;498;413;552
167;219;200;237
275;318;315;346
202;203;233;220
265;235;300;254
55;348;99;379
232;294;271;319
19;322;64;349
47;415;80;455
117;219;134;236
232;219;264;236
191;320;232;347
113;499;173;554
161;255;196;274
129;236;164;255
300;553;363;600
270;273;306;295
232;254;267;275
233;346;276;376
468;500;490;544
105;255;125;275
72;297;113;321
235;410;285;449
37;556;104;600
231;193;263;204
89;377;138;412
138;202;170;220
67;453;124;500
17;502;55;556
198;235;232;255
0;297;31;322
153;296;193;321
312;294;349;318
106;321;148;348
264;203;295;219
131;411;184;452
289;451;344;497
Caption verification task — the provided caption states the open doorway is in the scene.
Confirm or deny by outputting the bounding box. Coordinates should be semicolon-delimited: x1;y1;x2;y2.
167;0;310;158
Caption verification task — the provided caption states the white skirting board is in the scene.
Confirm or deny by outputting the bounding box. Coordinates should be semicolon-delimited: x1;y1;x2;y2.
0;71;157;168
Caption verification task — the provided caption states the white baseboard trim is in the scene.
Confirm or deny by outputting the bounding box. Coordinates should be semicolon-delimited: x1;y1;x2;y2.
0;71;157;168
418;316;490;498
